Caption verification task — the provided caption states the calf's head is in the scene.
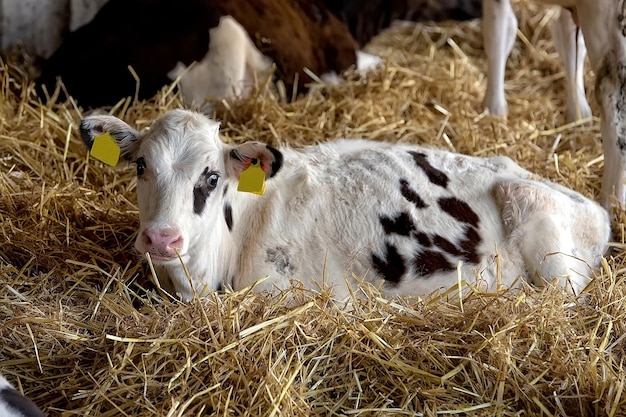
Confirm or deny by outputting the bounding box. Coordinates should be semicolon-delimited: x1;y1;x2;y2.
80;109;282;265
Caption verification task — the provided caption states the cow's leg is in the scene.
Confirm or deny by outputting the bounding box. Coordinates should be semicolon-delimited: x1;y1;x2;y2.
494;179;609;295
550;8;592;124
574;0;626;207
201;17;252;99
168;16;271;108
482;0;518;117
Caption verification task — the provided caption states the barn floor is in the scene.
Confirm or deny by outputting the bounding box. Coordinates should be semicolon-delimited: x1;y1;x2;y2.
2;2;626;416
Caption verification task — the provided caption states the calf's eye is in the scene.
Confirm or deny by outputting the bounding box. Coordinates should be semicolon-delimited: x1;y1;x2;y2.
194;169;220;215
135;157;146;176
207;173;219;190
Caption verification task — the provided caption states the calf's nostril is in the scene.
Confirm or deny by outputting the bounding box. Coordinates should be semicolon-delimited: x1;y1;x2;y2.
169;235;184;249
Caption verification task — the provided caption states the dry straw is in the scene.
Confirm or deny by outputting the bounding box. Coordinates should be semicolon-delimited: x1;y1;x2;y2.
2;2;626;416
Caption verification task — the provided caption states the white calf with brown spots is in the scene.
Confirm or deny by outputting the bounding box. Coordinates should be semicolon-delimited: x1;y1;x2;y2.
483;0;626;208
81;110;610;301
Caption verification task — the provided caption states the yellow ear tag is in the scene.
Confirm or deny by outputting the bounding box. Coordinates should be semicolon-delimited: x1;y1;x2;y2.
90;132;121;167
237;159;266;195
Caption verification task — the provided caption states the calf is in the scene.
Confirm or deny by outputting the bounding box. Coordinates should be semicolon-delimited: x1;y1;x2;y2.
80;109;610;301
0;375;45;417
482;0;626;208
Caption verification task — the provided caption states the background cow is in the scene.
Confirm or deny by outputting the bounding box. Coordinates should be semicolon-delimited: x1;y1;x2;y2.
36;0;482;109
37;0;359;108
80;109;610;301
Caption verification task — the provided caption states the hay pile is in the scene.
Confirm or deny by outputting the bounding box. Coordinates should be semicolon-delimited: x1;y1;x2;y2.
2;3;626;416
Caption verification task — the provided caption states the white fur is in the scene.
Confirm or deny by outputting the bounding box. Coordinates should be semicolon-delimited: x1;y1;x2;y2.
321;51;383;86
167;17;382;109
167;16;273;110
166;16;381;111
356;51;384;72
81;110;610;302
483;0;626;207
167;16;382;109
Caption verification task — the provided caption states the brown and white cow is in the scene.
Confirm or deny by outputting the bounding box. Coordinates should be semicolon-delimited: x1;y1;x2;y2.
320;0;482;46
80;109;610;301
482;0;626;208
37;0;482;109
37;0;360;108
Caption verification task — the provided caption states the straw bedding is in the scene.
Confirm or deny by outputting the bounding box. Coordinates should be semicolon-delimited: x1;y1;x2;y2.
2;2;626;416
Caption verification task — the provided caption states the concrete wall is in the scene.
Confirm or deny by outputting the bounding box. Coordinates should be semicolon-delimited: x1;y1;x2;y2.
0;0;108;58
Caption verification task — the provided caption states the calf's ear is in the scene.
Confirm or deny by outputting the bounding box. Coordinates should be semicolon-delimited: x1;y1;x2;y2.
79;114;140;160
225;142;283;179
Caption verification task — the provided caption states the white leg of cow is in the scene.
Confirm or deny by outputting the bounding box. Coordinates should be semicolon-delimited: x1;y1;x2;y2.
550;8;592;124
168;16;271;109
209;16;272;98
575;0;626;207
482;0;518;117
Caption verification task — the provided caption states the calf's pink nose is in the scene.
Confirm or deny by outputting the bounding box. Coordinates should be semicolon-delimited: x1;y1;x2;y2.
141;228;183;255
